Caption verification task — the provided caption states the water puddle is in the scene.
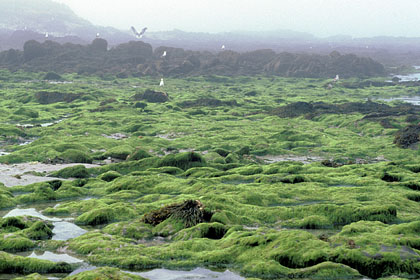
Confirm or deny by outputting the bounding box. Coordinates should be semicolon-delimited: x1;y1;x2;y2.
378;96;420;105
4;208;61;221
392;72;420;82
101;133;128;140
256;155;323;164
0;162;99;187
27;251;83;264
3;208;87;241
127;267;245;280
52;221;88;241
67;264;97;276
155;132;185;140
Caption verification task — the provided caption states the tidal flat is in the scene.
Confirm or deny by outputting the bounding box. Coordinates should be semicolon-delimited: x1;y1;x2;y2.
0;70;419;279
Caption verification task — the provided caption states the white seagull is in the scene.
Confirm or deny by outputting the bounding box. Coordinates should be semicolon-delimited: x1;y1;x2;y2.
221;45;225;50
45;32;49;38
333;74;339;82
159;78;164;87
131;26;147;39
161;51;167;57
96;33;100;38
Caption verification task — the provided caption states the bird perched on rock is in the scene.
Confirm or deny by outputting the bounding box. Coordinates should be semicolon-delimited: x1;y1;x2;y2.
159;78;164;87
333;74;339;82
131;26;147;38
96;33;100;38
221;45;225;50
161;51;167;57
45;32;49;38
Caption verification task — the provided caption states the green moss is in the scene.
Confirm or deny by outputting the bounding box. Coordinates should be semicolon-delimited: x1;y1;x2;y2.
51;165;89;178
100;170;122;182
0;233;34;252
127;148;151;161
75;203;137;226
0;251;72;274
24;221;53;240
157;152;206;170
60;149;93;163
104;145;134;160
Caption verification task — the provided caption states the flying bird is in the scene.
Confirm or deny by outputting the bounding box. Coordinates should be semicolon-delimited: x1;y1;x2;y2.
131;26;147;38
161;51;167;57
159;78;164;87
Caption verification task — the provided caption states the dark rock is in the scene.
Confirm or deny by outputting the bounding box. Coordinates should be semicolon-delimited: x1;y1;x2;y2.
133;89;169;103
394;124;420;148
35;91;81;104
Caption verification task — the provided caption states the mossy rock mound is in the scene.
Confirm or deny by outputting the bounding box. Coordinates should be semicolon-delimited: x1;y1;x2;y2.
0;234;34;252
394;124;420;148
24;221;53;240
173;222;228;241
133;89;169;103
103;145;133;160
142;199;213;228
34;91;82;104
60;149;92;164
51;165;89;179
75;203;137;226
99;171;122;182
0;190;16;209
13;107;39;118
157;152;206;170
178;98;238;108
43;72;62;80
271;102;315;118
127;148;151;161
0;251;72;274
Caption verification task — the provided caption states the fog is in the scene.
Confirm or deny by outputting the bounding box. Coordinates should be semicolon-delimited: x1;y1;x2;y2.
52;0;420;37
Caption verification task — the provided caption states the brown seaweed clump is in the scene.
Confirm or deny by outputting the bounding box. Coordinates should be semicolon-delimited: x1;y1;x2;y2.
142;200;212;227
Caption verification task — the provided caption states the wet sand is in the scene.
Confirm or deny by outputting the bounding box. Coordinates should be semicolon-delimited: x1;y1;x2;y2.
0;162;100;187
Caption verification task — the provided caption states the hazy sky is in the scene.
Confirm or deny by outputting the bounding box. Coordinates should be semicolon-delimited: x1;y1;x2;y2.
53;0;420;37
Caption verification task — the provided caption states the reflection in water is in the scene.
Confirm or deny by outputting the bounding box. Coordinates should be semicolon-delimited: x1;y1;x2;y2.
4;208;61;222
378;96;420;106
3;208;87;241
28;251;83;263
52;221;87;241
129;267;245;280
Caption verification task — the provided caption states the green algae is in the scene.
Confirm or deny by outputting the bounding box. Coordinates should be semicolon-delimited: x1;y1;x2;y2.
0;72;420;279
